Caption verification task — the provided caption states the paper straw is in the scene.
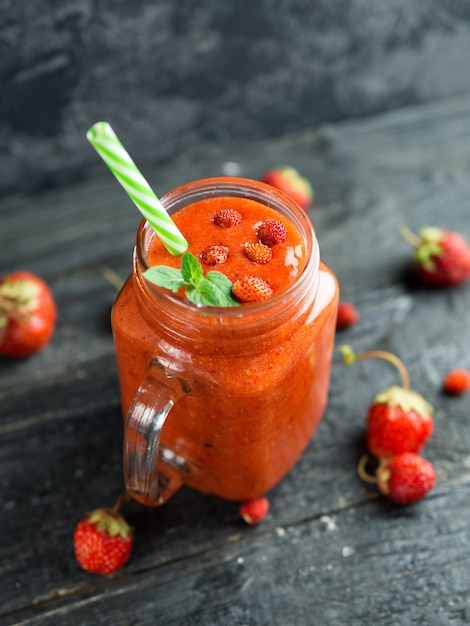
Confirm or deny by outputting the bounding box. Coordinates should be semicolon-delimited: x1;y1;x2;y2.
87;121;188;255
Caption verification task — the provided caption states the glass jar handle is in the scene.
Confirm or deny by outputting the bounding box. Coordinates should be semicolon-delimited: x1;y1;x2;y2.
123;374;180;506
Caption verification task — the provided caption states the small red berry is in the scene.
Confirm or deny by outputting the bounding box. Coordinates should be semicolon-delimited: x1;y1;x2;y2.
212;208;243;227
200;245;229;266
339;346;434;458
366;386;434;458
257;219;288;247
443;368;470;395
0;270;57;357
74;507;133;576
232;276;273;302
239;497;270;525
243;242;273;264
261;166;313;211
401;225;470;287
377;453;436;504
336;302;359;329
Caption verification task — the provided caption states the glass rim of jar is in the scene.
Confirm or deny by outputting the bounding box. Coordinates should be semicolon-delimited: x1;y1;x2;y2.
135;176;320;319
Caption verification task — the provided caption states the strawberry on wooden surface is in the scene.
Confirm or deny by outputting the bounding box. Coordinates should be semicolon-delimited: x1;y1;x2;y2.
336;302;360;330
74;495;133;576
0;270;57;357
401;225;470;287
443;368;470;395
261;166;313;211
339;346;434;458
376;453;436;504
239;497;270;525
366;386;433;458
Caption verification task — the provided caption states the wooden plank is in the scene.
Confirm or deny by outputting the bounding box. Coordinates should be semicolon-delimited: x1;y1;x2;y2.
1;94;470;625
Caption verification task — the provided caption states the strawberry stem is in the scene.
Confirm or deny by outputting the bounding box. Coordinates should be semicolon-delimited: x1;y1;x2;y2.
399;224;421;248
102;268;125;291
112;490;129;514
357;455;378;484
338;345;410;390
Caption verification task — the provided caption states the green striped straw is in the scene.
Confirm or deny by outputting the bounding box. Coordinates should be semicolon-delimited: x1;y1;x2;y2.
87;121;188;255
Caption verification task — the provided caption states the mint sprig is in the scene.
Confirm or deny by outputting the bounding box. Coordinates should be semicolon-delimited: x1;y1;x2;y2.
144;252;240;307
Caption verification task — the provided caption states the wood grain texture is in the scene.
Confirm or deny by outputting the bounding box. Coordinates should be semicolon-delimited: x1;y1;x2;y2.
4;2;470;195
1;95;470;625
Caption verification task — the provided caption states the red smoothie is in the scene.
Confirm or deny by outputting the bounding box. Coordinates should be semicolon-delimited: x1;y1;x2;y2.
111;177;339;506
147;196;306;296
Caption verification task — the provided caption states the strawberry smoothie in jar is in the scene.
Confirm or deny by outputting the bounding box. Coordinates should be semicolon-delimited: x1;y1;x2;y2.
111;177;339;506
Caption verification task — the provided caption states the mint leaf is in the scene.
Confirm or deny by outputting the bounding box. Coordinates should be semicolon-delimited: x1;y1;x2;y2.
144;266;186;292
203;271;240;307
185;284;206;306
144;253;240;307
181;253;203;286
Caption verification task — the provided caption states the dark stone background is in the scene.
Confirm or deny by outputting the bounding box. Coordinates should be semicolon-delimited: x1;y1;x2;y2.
2;0;470;195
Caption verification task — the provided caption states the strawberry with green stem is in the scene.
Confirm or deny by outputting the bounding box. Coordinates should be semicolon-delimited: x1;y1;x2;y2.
339;345;434;458
74;491;133;576
400;225;470;287
358;452;436;504
260;166;313;211
0;270;57;357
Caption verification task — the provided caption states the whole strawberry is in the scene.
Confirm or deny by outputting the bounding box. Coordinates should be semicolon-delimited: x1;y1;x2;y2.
401;225;470;287
239;497;270;525
336;301;360;330
0;270;57;357
443;368;470;395
212;208;242;227
256;218;288;247
339;346;433;458
244;242;273;264
376;453;436;504
261;166;313;211
232;276;273;302
366;386;433;458
74;506;133;576
200;244;229;266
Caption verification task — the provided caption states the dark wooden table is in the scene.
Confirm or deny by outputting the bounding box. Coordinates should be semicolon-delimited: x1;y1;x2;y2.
2;95;470;626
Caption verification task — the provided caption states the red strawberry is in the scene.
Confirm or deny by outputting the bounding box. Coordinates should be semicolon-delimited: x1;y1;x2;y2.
339;346;434;458
257;219;288;247
239;497;270;525
74;506;133;576
244;242;273;264
212;208;243;227
261;166;313;210
336;301;360;330
232;276;273;302
0;270;57;357
200;245;229;266
401;225;470;287
376;453;436;504
443;368;470;395
366;386;433;458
